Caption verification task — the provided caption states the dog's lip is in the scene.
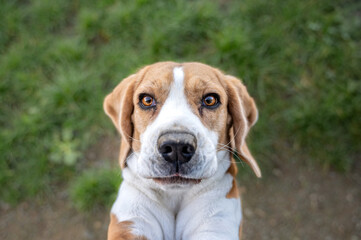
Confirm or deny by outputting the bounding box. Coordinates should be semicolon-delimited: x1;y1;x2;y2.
152;174;202;185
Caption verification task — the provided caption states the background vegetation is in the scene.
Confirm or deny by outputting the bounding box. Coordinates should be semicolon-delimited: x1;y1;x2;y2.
0;0;360;209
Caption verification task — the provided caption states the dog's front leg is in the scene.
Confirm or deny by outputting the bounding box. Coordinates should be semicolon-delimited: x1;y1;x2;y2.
108;182;174;240
176;176;243;240
176;196;242;240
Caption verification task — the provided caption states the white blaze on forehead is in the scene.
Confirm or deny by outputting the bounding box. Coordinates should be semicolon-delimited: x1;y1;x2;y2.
164;66;189;118
151;66;194;126
173;67;185;93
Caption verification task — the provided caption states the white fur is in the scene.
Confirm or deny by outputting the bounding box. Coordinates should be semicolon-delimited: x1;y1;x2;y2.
111;67;242;239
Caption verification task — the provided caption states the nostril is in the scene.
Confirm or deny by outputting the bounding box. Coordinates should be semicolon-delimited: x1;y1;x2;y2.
164;146;173;154
159;143;177;163
182;145;194;155
159;144;173;154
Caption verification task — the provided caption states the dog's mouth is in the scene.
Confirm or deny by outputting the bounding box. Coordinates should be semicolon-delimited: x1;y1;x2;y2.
152;175;202;185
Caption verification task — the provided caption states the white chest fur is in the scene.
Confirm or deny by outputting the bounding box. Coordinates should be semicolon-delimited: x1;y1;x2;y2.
111;151;242;240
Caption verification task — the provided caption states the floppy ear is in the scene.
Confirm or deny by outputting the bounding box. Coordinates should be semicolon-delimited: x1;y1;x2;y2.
104;64;152;168
104;74;136;168
225;75;261;178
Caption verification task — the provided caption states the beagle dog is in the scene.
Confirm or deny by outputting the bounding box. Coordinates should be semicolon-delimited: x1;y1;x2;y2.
104;62;261;240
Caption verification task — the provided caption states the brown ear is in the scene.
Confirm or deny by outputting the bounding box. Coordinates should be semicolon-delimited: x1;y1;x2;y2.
225;75;261;178
103;67;149;168
104;74;136;168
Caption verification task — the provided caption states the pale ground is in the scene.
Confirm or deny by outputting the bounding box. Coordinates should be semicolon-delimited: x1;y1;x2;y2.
1;137;360;240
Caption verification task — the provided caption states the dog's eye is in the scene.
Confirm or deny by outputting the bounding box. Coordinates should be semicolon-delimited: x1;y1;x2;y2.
202;94;220;109
139;94;156;109
142;96;153;106
204;95;216;106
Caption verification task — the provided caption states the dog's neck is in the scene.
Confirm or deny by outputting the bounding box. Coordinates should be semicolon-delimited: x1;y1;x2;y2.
121;150;232;214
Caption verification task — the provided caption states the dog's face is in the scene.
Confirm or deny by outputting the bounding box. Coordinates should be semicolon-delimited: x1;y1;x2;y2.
104;62;260;187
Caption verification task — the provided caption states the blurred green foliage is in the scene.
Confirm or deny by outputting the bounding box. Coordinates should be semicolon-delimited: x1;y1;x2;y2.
0;0;360;205
70;167;121;211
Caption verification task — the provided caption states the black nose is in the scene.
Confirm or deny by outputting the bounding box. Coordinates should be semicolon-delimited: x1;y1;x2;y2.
158;132;197;165
159;142;195;164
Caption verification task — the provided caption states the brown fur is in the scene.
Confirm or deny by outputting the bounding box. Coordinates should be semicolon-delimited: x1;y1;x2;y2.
108;214;148;240
103;67;149;168
225;75;261;177
183;63;230;147
226;178;239;199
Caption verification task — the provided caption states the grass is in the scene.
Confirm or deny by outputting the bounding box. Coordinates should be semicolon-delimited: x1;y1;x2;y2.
0;0;360;207
70;167;122;211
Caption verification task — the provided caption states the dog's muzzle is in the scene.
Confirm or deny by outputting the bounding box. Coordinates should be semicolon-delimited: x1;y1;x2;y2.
157;132;197;171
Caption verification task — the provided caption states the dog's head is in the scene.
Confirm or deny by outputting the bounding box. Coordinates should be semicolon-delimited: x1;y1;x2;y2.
104;62;260;187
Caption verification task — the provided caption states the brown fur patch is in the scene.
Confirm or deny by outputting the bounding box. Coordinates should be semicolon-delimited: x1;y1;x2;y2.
226;158;240;199
226;178;240;199
224;75;261;177
239;220;243;239
182;63;230;148
108;214;148;240
103;67;150;168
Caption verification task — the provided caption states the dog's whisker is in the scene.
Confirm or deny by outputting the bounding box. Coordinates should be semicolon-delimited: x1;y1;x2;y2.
216;145;245;165
122;132;141;143
216;144;233;151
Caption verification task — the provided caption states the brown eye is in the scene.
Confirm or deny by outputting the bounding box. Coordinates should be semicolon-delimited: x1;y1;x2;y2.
202;94;220;109
204;95;216;106
203;95;218;107
139;94;156;109
142;96;153;106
